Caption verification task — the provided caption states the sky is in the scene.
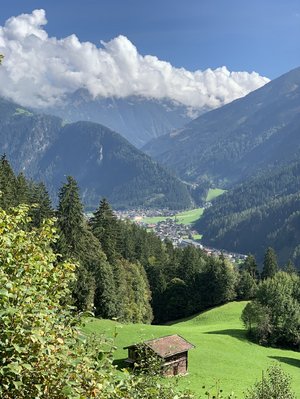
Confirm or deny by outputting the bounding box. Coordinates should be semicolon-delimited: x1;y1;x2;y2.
0;1;299;109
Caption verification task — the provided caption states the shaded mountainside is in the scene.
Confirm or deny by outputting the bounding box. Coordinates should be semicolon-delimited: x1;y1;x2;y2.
0;97;62;174
196;161;300;268
144;67;300;186
43;91;194;148
0;97;193;210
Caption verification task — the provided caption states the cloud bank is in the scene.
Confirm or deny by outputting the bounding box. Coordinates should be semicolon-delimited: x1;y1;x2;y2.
0;9;270;109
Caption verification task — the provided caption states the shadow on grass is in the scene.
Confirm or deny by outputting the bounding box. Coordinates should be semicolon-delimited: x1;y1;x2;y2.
113;358;128;370
269;356;300;368
204;328;249;342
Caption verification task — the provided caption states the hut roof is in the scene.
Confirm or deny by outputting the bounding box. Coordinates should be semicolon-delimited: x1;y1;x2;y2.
124;334;195;358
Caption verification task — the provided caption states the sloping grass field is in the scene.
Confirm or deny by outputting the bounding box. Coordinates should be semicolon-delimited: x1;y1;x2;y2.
83;302;300;398
206;188;226;202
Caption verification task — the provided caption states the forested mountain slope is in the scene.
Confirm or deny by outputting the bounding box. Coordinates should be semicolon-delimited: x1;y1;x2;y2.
144;67;300;186
196;161;300;267
38;121;193;209
0;96;193;210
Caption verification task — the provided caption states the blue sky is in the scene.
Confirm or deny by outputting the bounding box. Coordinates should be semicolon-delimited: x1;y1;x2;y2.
1;0;299;79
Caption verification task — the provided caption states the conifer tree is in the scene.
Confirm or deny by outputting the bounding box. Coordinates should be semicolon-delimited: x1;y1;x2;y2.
237;270;257;300
241;254;259;279
28;181;54;227
126;261;153;323
283;259;297;275
81;229;117;318
90;198;119;262
56;178;117;315
73;264;96;311
56;176;85;258
0;154;17;209
261;247;279;280
56;176;95;311
15;172;30;205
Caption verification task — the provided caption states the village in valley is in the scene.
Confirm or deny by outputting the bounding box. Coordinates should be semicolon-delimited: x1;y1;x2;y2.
115;208;247;263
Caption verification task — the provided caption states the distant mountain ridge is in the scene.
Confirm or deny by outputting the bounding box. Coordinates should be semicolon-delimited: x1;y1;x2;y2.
144;67;300;186
42;90;198;148
0;96;193;210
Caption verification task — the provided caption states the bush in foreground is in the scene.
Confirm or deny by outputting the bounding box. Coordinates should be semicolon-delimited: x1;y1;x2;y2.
0;205;193;398
244;364;296;399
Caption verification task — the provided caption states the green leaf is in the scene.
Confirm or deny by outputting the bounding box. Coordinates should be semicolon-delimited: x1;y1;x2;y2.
22;363;32;371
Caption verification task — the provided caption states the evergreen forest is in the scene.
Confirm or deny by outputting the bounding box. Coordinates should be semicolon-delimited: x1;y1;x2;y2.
196;160;300;268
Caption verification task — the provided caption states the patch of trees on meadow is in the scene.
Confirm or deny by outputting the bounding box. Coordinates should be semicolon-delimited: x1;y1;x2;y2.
242;247;300;350
242;270;300;349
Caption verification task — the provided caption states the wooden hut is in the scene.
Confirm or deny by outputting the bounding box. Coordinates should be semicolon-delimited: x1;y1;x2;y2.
124;334;195;376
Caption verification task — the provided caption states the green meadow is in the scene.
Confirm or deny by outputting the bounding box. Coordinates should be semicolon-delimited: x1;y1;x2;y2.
142;207;204;225
83;302;300;398
174;208;204;225
142;187;227;226
192;233;202;240
141;215;169;224
206;188;226;202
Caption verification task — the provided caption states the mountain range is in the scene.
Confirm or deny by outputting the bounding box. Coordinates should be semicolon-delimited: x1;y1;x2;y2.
146;65;300;268
42;90;197;148
2;64;300;267
0;96;193;210
144;67;300;187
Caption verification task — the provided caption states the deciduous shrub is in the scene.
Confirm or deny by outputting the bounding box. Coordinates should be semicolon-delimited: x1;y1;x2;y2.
244;364;296;399
0;205;194;398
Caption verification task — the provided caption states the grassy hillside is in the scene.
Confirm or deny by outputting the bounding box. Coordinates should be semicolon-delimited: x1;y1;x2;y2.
206;188;226;202
83;302;300;398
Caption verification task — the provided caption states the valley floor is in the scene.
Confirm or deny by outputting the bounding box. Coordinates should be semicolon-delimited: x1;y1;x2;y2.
83;302;300;398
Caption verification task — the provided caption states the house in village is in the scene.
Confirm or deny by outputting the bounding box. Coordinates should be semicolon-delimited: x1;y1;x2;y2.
124;334;195;376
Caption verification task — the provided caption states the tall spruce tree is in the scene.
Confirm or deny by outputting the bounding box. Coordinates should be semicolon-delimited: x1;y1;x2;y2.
15;172;30;205
0;155;17;210
56;176;85;258
28;181;54;227
56;178;117;315
90;198;119;263
241;254;259;279
81;229;117;319
261;247;279;280
283;259;297;275
56;176;95;311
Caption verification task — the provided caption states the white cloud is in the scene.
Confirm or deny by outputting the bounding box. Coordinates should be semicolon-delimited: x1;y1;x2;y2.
0;9;270;109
